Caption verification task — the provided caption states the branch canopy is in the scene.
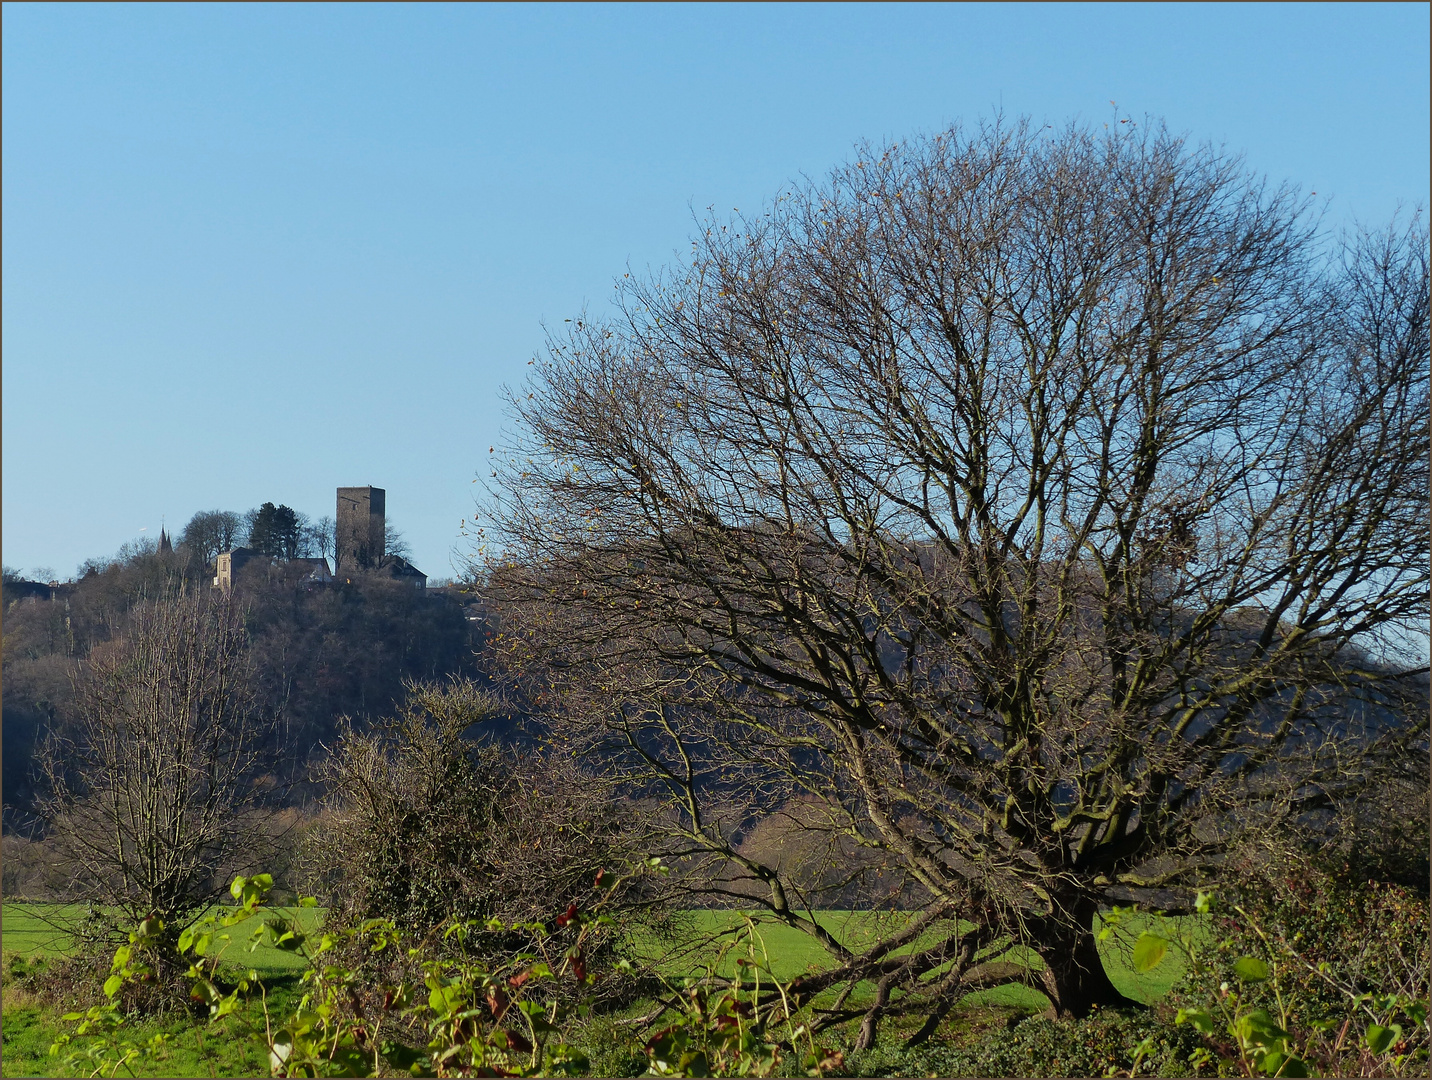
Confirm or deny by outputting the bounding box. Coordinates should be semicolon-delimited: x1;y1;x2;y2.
481;118;1429;1016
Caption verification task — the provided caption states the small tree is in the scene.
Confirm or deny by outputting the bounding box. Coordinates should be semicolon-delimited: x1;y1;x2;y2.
384;522;413;561
39;588;276;943
302;515;337;562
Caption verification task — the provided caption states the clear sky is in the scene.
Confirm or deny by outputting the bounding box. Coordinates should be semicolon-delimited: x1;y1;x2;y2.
4;2;1428;582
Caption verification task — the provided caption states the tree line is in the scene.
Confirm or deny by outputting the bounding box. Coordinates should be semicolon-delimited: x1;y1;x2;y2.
164;503;411;568
1;527;477;835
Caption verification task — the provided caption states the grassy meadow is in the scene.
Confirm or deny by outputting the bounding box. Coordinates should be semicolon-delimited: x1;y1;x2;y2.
628;908;1200;1008
2;900;1206;1078
2;904;323;1079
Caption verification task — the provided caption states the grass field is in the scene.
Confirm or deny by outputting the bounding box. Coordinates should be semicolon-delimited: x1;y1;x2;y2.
2;903;1206;1077
2;903;323;971
627;908;1202;1011
2;905;324;1078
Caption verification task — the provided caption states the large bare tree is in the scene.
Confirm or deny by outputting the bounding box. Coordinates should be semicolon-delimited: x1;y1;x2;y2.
480;119;1429;1030
40;587;276;937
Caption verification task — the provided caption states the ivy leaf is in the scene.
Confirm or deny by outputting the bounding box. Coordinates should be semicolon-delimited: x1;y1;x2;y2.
1364;1024;1402;1055
1131;932;1168;972
1234;956;1270;983
1176;1007;1216;1035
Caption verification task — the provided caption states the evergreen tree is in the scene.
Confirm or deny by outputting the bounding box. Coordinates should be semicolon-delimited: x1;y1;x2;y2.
247;502;301;559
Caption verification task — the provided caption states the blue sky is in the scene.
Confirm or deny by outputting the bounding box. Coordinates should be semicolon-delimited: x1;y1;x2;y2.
4;2;1428;582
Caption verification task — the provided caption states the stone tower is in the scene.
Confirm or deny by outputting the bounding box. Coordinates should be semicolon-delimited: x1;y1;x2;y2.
336;486;385;571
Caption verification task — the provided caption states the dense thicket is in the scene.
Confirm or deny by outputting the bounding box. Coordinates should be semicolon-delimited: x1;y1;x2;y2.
307;680;657;960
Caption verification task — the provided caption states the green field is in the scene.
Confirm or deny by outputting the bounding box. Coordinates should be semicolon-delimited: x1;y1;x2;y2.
2;905;324;1078
628;908;1201;1010
2;903;323;971
2;903;1205;1077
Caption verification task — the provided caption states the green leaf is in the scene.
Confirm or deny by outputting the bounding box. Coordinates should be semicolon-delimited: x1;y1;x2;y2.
1234;956;1270;982
191;979;220;1005
1176;1007;1216;1035
1236;1008;1287;1047
103;975;125;998
1131;932;1168;972
1257;1049;1309;1077
1364;1024;1402;1055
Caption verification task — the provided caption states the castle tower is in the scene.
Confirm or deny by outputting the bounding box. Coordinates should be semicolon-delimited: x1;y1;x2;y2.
336;486;385;571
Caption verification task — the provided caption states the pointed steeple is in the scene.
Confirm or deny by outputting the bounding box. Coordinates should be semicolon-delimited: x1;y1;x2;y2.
158;522;173;554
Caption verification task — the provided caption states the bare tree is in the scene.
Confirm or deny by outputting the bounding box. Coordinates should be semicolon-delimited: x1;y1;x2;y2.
481;119;1429;1031
39;587;277;940
385;522;413;561
178;510;244;566
302;515;337;563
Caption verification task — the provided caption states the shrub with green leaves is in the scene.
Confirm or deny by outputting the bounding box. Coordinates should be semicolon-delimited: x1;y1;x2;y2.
1119;873;1430;1079
50;871;618;1078
48;865;853;1079
841;1008;1205;1078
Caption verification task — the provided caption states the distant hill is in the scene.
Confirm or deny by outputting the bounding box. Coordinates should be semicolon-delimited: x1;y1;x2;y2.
2;547;492;829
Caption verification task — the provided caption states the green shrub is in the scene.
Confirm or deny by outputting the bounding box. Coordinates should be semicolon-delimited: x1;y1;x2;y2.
843;1007;1205;1077
1165;858;1431;1077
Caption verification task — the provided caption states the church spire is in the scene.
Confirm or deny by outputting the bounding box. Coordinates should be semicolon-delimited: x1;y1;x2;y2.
158;521;173;554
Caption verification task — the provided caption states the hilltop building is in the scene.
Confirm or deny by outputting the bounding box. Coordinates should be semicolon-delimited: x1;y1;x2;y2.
364;554;427;589
214;549;332;591
334;485;426;589
214;485;423;592
337;486;385;571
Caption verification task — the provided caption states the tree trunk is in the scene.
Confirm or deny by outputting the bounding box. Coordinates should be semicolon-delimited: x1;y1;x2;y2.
1034;897;1143;1019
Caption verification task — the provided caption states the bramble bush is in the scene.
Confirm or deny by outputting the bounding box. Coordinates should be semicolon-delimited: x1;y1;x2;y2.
45;840;1430;1077
1115;873;1429;1079
51;870;620;1077
639;916;846;1078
